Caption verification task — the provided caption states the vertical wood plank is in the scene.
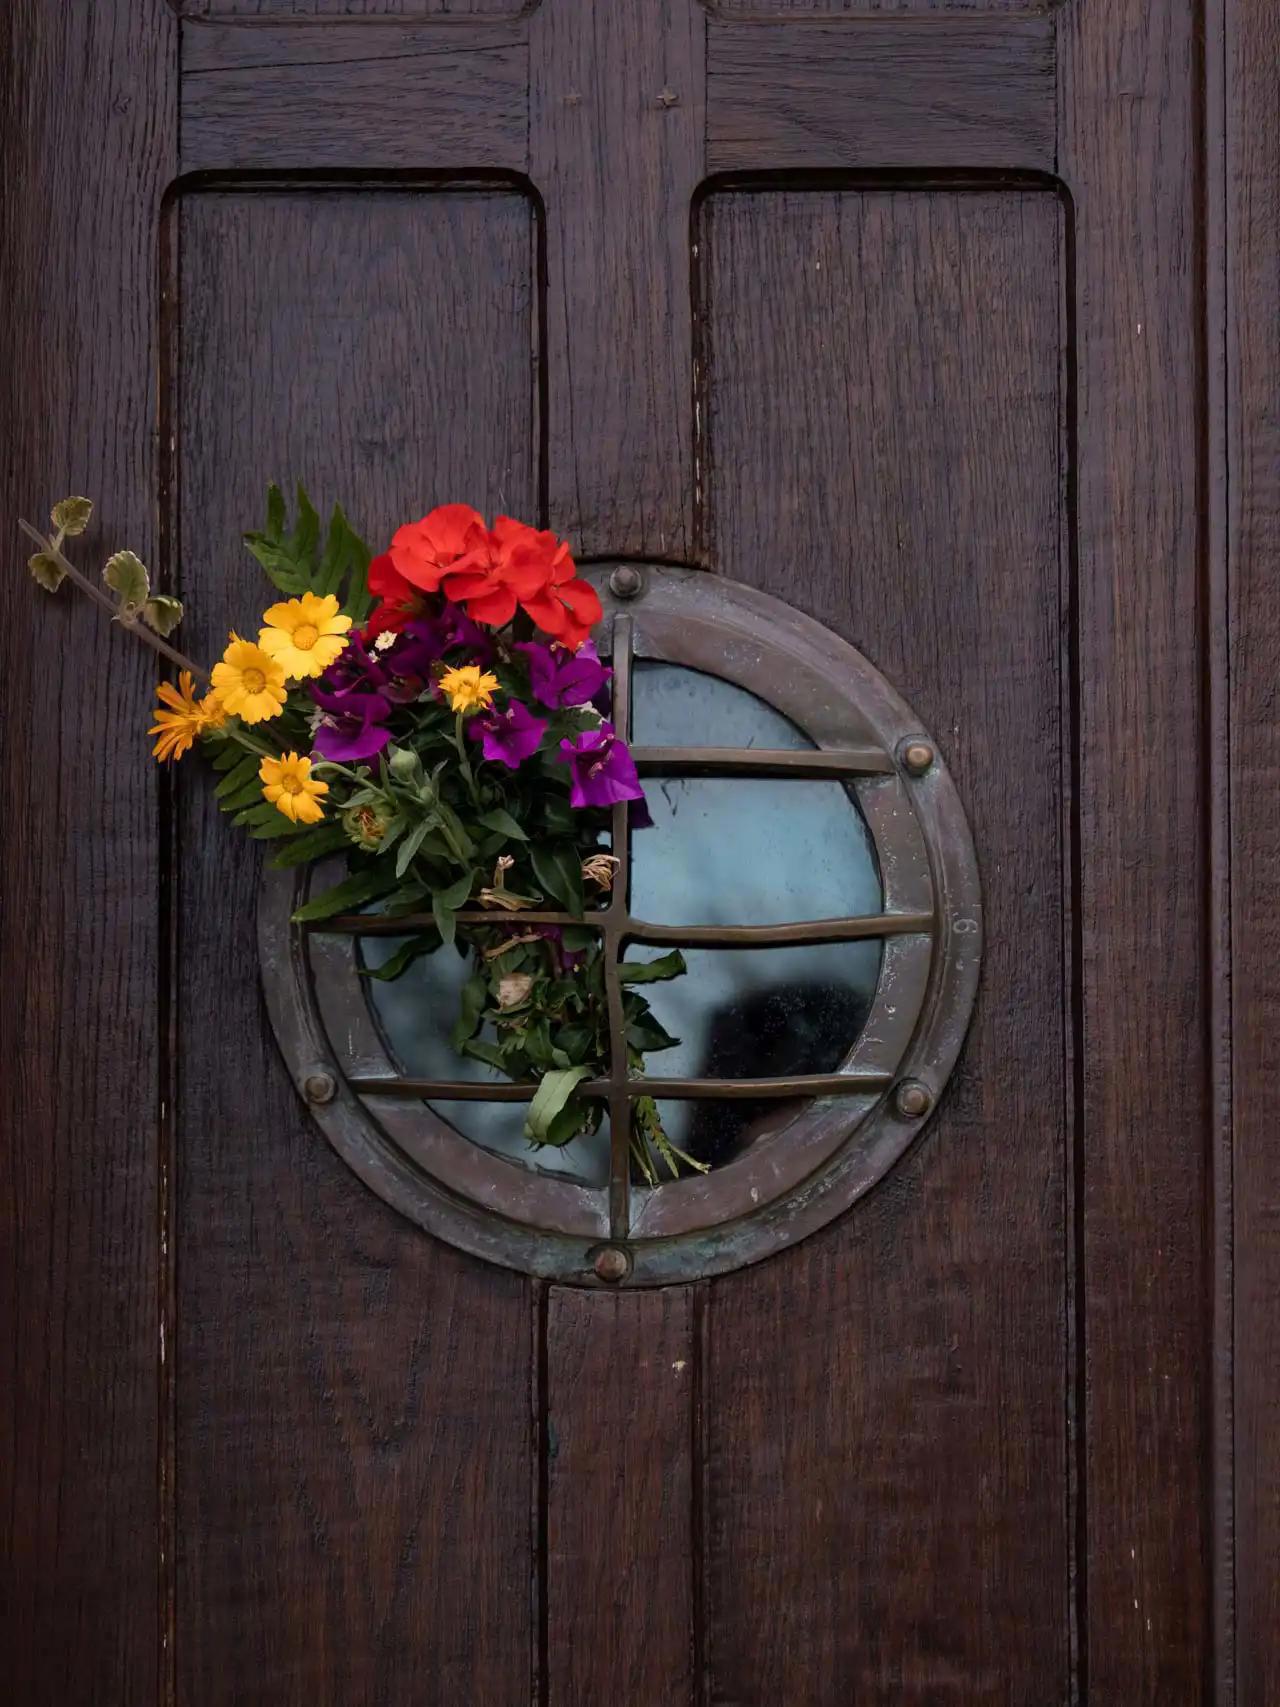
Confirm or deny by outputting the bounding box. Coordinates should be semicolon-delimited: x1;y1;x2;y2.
701;188;1068;1702
545;1287;695;1706
0;4;175;1703
530;0;705;558
1058;0;1211;1695
174;190;537;1705
1228;0;1280;1695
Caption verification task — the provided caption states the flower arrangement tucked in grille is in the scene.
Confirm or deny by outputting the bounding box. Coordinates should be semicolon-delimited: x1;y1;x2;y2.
20;492;700;1181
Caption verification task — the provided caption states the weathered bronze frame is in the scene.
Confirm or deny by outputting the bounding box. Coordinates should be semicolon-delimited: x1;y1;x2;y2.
259;566;982;1284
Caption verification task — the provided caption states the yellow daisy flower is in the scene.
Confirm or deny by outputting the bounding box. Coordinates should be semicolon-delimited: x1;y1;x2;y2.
211;634;288;724
439;663;500;714
148;671;226;763
259;751;329;825
258;591;352;681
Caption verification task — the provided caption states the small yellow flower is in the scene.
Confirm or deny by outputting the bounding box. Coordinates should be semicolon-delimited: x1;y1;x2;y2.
258;591;351;681
440;663;499;714
148;670;226;763
211;634;288;724
259;751;329;825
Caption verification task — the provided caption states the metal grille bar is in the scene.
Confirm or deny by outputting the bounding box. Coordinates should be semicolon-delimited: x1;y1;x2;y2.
302;609;938;1242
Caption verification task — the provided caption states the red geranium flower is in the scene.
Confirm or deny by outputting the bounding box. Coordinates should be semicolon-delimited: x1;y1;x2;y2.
384;505;602;650
364;552;430;638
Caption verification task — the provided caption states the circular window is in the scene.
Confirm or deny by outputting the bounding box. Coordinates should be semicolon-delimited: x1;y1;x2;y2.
259;566;981;1284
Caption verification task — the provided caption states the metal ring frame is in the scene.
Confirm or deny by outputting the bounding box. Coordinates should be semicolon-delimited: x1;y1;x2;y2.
259;566;983;1285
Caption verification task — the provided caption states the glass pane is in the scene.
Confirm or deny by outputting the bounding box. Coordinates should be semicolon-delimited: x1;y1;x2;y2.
629;665;881;926
362;936;610;1187
625;940;881;1169
631;659;812;749
631;776;881;926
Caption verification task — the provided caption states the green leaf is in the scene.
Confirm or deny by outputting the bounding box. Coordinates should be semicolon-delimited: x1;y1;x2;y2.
27;551;65;592
618;949;687;986
269;823;350;868
530;842;584;916
265;483;287;541
291;866;400;924
289;483;321;566
461;1039;510;1073
475;807;528;842
525;1065;593;1145
394;816;438;879
103;549;150;612
142;594;184;636
51;496;93;536
214;753;261;800
431;869;474;949
360;933;439;982
449;975;488;1050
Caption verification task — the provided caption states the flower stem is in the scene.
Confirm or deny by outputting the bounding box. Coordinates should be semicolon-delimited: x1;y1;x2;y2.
453;710;480;804
18;519;210;684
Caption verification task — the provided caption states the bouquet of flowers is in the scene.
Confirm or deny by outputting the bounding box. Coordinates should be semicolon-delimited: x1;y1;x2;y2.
20;491;701;1181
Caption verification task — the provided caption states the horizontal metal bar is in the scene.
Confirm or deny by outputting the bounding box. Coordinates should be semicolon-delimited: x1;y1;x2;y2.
320;909;597;935
627;912;934;947
314;911;932;943
349;1072;891;1102
631;745;892;778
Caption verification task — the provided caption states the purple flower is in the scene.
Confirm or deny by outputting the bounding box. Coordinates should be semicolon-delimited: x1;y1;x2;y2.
309;635;394;761
468;698;548;770
517;637;611;711
556;722;645;809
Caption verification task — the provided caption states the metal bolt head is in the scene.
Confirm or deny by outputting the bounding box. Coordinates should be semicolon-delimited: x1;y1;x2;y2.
894;1080;932;1120
609;565;643;600
901;739;935;776
303;1069;337;1106
593;1245;630;1283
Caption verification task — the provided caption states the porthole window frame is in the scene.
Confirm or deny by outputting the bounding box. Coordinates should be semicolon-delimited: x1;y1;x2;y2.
259;564;982;1286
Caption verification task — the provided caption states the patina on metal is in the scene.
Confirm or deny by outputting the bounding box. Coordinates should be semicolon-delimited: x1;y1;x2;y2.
258;565;983;1286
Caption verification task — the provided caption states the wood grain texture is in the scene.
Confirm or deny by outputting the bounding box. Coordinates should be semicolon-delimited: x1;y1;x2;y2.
530;0;705;557
544;1287;695;1705
705;15;1055;173
1228;0;1280;1694
174;190;536;1704
180;20;529;173
0;4;174;1703
700;188;1068;1702
183;0;520;13
1058;0;1212;1696
711;0;1053;12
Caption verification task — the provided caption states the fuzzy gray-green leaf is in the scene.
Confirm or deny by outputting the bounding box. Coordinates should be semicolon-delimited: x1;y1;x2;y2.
51;496;93;536
27;551;66;592
103;549;150;612
142;594;184;636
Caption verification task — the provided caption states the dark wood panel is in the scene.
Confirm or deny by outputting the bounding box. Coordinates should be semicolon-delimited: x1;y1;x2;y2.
530;0;705;557
184;0;520;14
712;0;1049;12
174;190;537;1704
545;1287;695;1705
1228;0;1280;1694
701;189;1068;1702
0;3;175;1702
706;16;1055;173
180;20;528;173
1057;0;1212;1696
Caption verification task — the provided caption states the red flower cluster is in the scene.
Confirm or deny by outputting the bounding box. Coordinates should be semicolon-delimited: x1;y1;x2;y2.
366;504;601;651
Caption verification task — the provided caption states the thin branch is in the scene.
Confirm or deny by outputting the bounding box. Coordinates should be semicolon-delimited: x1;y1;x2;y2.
19;519;210;684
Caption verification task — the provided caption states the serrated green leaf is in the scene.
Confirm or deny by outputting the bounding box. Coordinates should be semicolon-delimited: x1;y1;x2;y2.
27;551;65;592
51;496;93;536
142;594;184;636
291;866;400;924
618;949;687;986
214;753;261;799
525;1065;593;1145
269;824;350;868
103;549;150;611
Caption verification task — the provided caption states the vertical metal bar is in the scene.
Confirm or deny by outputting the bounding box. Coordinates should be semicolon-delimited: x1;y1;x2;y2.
605;616;635;1239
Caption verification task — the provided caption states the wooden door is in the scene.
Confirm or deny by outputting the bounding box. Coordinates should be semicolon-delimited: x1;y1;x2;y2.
4;0;1275;1701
